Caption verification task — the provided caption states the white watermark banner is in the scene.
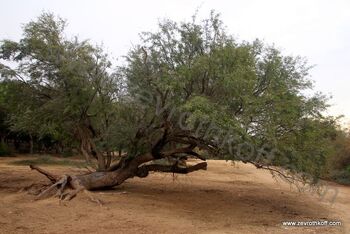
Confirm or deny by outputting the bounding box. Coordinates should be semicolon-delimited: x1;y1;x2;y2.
282;220;342;227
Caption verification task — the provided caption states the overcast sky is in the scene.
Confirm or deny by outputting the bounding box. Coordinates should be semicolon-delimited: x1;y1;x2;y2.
1;0;349;126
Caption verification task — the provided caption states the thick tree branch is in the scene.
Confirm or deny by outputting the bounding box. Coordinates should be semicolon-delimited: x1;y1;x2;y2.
160;143;205;159
136;162;207;177
29;165;59;183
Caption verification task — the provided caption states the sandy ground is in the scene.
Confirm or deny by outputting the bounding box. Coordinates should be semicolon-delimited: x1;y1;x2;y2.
0;157;348;234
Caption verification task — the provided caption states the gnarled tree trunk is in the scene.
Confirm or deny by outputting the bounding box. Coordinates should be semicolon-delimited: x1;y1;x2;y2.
29;123;211;201
29;152;207;201
75;122;107;171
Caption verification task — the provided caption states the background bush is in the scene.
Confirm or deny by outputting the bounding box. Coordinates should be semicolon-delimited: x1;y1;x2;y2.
0;142;11;156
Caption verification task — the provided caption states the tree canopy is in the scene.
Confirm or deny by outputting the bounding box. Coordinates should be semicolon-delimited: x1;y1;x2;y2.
0;12;342;188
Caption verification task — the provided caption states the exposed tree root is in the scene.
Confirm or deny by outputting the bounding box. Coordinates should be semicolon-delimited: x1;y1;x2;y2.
20;182;50;195
36;176;66;200
29;165;59;183
26;176;104;205
29;165;87;201
27;159;207;202
84;190;104;206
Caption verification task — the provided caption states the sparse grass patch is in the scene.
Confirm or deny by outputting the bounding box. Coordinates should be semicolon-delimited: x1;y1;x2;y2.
10;155;88;168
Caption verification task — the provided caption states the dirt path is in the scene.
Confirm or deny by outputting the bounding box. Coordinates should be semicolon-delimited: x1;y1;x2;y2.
0;157;348;234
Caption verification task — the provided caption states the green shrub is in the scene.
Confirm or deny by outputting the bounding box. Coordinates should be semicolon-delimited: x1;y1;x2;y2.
0;142;11;156
61;149;74;158
330;169;350;185
324;130;350;185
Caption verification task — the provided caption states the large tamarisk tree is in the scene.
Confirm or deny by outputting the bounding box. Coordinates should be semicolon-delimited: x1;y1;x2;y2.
0;12;337;200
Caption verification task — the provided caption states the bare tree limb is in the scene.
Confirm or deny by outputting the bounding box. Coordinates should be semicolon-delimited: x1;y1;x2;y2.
30;165;59;183
136;162;207;177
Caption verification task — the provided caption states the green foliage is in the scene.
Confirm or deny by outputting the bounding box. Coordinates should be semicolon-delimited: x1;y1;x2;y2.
121;11;337;181
324;128;350;184
0;13;121;164
0;11;344;182
329;169;350;185
0;142;11;156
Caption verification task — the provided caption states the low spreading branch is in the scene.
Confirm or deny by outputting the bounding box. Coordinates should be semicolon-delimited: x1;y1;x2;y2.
30;165;59;183
136;162;207;177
